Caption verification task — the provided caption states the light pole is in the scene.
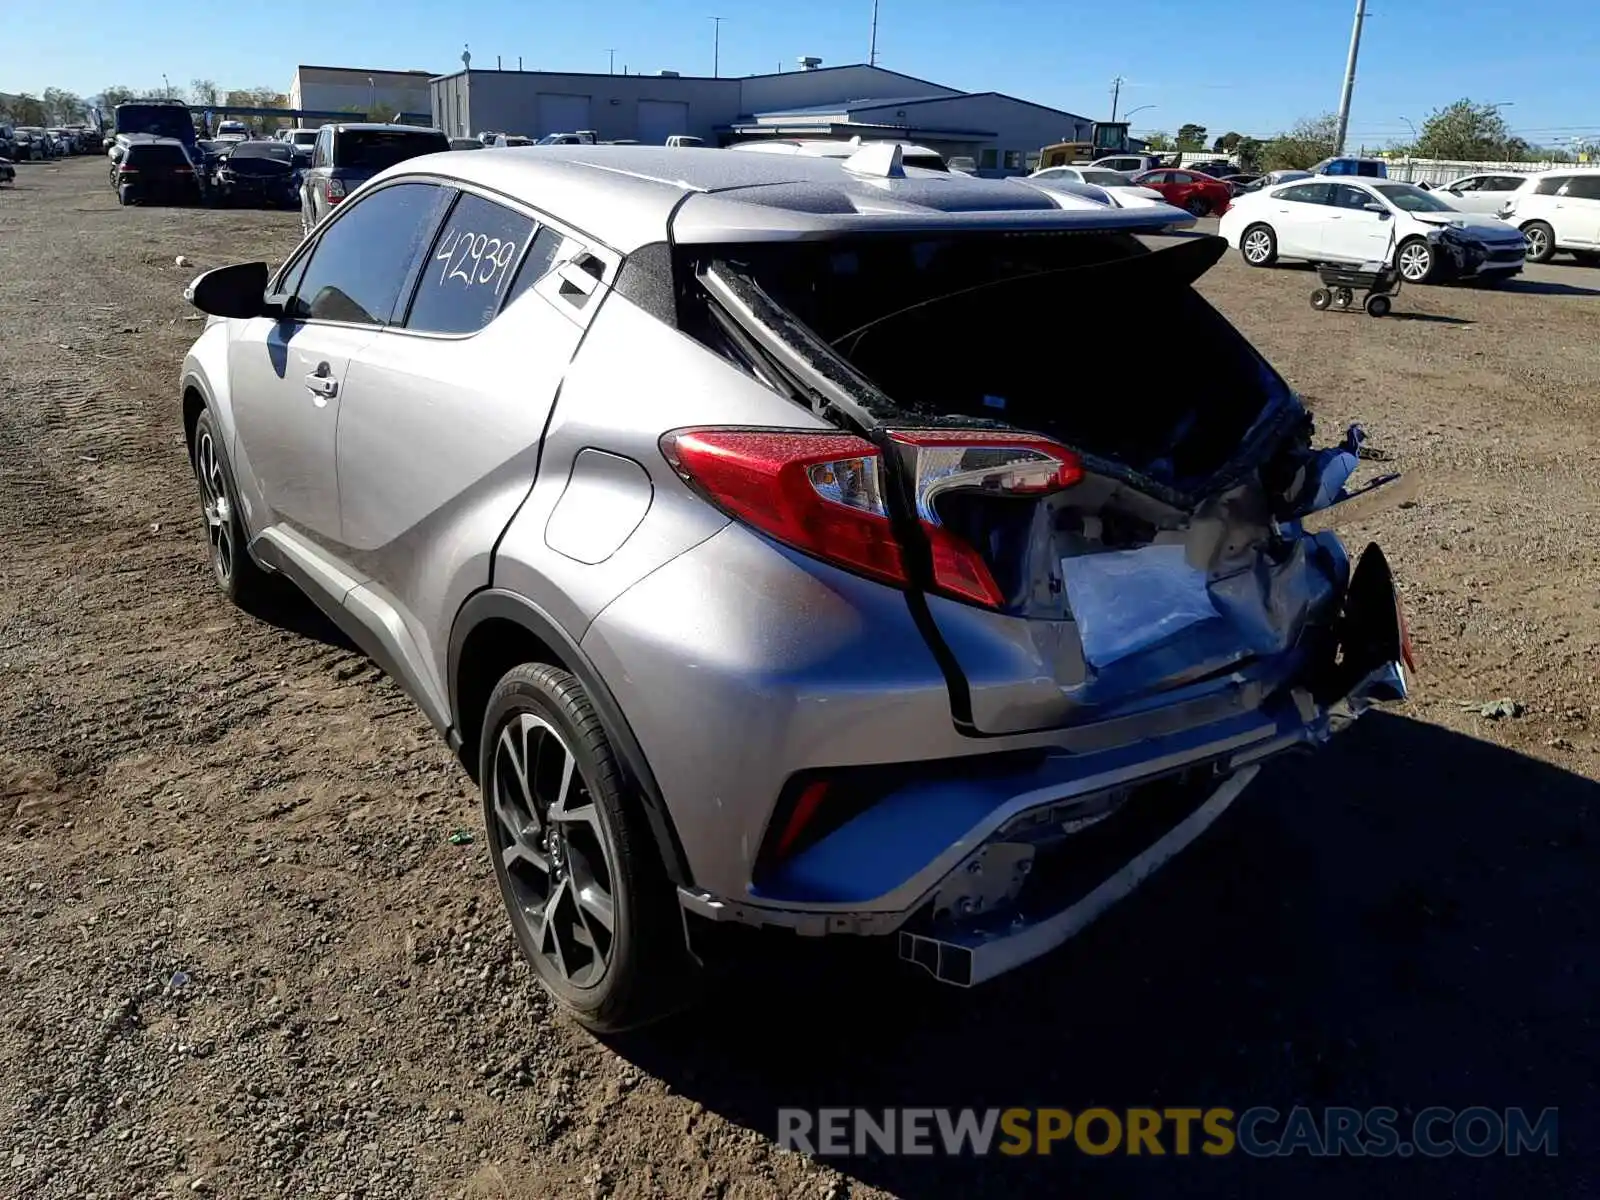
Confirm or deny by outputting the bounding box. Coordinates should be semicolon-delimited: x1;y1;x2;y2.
1123;104;1155;123
709;16;723;78
606;49;617;74
1400;116;1418;144
1109;75;1125;123
1333;0;1368;155
367;77;376;116
162;73;171;99
869;0;880;67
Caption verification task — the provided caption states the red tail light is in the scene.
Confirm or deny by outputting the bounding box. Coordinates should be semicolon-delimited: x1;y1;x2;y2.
117;165;138;174
325;178;346;204
662;429;906;587
890;430;1083;606
661;427;1082;609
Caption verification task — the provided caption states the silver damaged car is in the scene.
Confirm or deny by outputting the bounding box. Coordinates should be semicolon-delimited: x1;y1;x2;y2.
179;145;1414;1030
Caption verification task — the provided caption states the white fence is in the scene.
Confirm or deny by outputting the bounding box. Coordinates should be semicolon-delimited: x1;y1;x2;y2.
1382;157;1562;187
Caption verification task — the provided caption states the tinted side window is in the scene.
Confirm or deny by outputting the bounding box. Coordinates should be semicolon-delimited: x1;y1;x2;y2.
1536;175;1572;196
292;183;452;325
1331;184;1373;210
405;193;537;334
1279;183;1332;205
501;226;566;311
1562;176;1600;201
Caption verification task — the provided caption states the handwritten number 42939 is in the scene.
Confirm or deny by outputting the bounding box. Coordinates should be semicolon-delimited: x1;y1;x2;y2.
434;228;519;294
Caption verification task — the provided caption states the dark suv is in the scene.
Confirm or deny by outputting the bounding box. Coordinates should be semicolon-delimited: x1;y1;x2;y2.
299;123;449;234
110;137;200;206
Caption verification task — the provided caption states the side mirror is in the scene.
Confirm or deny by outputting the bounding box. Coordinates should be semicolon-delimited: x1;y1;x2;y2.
183;261;280;319
1363;202;1389;216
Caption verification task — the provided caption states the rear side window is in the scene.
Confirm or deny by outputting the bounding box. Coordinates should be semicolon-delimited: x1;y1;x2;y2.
501;226;567;310
404;193;536;334
1278;183;1332;205
1536;175;1572;196
1561;176;1600;201
291;182;452;325
335;129;449;171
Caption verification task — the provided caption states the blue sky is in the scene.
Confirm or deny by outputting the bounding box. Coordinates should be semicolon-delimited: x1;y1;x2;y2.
11;0;1600;150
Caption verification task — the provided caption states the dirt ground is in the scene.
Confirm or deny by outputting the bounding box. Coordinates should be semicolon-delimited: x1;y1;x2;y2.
1;159;1595;1199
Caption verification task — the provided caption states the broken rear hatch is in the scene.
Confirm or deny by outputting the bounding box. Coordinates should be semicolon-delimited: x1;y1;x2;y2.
688;230;1408;735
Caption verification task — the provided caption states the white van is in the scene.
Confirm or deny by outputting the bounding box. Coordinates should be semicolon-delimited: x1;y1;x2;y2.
1497;167;1600;264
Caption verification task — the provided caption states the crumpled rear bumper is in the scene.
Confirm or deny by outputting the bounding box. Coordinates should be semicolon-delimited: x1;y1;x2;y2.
676;542;1410;986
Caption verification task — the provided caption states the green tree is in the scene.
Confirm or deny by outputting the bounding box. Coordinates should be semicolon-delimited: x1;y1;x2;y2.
1260;113;1339;171
1412;99;1519;161
42;87;86;123
96;85;138;110
1234;136;1264;170
367;102;402;123
1211;131;1242;153
1142;130;1174;151
1176;123;1208;151
191;78;219;107
3;93;47;124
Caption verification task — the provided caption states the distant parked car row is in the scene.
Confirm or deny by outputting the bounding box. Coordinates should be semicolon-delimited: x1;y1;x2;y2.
1;124;99;161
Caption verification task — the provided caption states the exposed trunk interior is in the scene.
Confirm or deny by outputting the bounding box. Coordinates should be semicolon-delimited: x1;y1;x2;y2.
688;233;1362;734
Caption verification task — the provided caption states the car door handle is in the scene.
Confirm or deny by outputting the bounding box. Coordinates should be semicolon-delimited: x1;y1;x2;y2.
304;367;337;398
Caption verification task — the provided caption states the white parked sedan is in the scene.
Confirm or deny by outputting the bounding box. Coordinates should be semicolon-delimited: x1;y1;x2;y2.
1434;172;1531;215
1219;177;1528;284
1027;166;1167;208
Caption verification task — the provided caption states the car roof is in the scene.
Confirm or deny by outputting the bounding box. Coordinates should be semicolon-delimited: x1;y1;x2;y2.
1529;165;1600;176
375;145;1189;253
330;122;444;134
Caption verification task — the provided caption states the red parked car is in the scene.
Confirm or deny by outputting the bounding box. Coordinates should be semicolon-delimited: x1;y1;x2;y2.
1130;168;1233;217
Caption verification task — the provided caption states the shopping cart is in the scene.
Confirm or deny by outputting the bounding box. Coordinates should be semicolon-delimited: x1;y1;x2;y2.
1310;224;1403;318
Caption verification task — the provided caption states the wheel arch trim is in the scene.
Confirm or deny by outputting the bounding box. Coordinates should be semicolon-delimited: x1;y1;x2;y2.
448;588;692;887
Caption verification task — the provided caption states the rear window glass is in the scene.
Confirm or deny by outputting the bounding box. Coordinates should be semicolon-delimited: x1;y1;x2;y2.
126;143;191;167
230;143;291;161
1535;175;1571;196
336;129;449;170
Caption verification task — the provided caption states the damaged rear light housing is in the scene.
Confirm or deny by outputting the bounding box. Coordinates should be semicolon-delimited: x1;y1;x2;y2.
661;427;1082;609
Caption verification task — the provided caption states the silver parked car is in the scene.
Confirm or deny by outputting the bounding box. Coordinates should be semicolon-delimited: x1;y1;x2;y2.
179;146;1412;1030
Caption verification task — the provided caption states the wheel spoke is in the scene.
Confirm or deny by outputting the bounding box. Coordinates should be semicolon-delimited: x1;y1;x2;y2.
565;841;615;933
539;876;573;980
501;838;550;876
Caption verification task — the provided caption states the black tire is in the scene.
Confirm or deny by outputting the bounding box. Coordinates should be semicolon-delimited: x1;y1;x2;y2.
480;663;693;1032
1334;288;1355;310
1310;288;1332;311
190;408;270;607
1240;223;1278;267
118;185;134;207
1366;294;1392;318
1521;221;1556;264
1185;196;1210;217
1396;237;1436;284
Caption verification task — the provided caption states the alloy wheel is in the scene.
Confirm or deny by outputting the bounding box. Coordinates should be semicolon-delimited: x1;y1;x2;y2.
195;429;234;584
1243;230;1272;263
1398;242;1432;282
490;712;617;988
1524;226;1549;260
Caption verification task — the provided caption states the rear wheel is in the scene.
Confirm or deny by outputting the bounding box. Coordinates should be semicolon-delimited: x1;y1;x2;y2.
1310;288;1332;310
1521;221;1556;264
1241;224;1278;267
1365;294;1392;318
1396;237;1436;283
481;664;693;1032
1184;196;1210;217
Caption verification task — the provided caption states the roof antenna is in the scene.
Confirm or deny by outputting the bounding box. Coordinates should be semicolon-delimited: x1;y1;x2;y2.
843;141;904;178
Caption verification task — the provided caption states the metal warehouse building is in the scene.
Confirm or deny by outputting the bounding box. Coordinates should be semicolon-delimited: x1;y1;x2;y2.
290;65;434;125
429;62;1093;171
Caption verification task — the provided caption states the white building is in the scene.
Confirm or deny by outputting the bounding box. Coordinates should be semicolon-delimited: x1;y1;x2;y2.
429;61;1094;173
289;65;434;126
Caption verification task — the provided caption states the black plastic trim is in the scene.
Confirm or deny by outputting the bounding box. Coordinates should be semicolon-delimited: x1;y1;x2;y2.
447;588;692;887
